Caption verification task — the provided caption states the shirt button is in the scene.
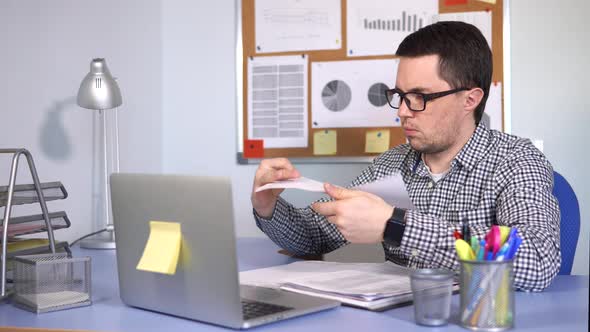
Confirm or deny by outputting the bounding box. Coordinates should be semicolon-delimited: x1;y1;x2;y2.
428;181;434;188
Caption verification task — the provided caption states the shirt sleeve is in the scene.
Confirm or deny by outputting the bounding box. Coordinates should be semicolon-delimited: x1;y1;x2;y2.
394;145;561;292
494;148;561;291
253;160;381;256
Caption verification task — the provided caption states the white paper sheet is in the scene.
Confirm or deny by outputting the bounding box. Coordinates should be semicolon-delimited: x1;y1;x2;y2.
255;0;342;53
248;55;308;148
239;260;410;290
435;11;492;48
255;177;325;193
347;0;438;57
284;270;411;299
311;59;400;128
257;173;414;210
481;82;502;131
354;173;415;209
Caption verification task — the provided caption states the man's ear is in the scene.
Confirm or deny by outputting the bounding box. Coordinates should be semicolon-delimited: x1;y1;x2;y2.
464;87;485;113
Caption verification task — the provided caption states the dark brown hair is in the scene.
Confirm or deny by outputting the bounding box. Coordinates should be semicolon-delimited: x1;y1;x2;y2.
396;21;493;124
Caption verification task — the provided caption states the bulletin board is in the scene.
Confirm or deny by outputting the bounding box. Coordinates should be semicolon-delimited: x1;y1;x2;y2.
237;0;506;163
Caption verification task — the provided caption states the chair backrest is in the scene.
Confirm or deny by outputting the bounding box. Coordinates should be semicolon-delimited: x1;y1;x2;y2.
552;171;580;275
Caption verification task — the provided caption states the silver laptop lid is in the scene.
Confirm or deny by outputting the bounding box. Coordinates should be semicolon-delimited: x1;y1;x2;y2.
111;173;244;328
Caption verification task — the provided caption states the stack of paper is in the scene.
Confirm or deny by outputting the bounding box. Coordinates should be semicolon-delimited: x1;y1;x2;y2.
240;261;416;311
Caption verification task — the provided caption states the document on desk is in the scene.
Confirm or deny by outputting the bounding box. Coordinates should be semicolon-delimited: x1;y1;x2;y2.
239;261;415;311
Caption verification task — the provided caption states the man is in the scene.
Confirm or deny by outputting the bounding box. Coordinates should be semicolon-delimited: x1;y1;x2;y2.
251;21;560;292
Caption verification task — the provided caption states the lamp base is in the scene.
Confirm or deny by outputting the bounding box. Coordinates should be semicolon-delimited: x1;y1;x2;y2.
80;231;116;250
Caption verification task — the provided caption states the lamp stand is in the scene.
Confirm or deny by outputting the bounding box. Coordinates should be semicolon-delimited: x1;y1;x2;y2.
80;108;119;250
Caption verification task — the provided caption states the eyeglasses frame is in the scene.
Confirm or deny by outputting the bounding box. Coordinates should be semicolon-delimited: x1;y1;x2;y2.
384;87;471;112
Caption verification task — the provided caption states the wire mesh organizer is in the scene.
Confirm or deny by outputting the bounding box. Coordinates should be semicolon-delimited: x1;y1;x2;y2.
12;253;91;313
1;148;72;299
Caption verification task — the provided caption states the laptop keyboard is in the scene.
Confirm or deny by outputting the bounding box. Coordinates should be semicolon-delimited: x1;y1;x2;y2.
241;299;292;320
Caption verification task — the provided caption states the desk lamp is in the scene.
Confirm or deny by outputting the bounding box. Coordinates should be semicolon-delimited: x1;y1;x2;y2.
76;58;122;249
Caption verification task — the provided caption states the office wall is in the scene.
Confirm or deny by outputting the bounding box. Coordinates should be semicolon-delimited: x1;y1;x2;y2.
510;0;590;275
160;0;368;237
0;0;163;241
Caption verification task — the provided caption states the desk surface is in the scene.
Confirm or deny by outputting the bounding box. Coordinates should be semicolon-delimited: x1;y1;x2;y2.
1;238;588;332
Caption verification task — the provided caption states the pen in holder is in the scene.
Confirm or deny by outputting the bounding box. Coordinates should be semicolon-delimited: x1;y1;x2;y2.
459;258;514;331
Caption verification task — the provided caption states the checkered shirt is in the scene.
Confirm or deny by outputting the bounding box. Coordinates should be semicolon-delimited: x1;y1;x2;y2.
254;124;561;291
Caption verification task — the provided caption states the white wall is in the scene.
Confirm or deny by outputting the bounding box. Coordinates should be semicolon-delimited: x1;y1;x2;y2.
0;0;163;241
510;0;590;275
160;0;368;237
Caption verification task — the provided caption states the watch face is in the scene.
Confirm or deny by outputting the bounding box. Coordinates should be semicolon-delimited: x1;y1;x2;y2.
392;207;407;223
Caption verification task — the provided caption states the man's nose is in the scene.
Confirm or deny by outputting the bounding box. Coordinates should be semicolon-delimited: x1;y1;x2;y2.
397;100;413;119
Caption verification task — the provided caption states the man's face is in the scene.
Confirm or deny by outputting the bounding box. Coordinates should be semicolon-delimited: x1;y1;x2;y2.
395;55;468;155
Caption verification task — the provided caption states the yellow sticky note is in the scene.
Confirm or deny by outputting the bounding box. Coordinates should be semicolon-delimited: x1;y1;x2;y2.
313;130;337;155
365;130;390;153
137;221;182;275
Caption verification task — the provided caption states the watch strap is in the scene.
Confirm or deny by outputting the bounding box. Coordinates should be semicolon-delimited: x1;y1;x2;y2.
383;208;407;247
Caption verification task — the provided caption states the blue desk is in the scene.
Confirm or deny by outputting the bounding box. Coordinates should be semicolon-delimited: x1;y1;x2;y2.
1;238;588;331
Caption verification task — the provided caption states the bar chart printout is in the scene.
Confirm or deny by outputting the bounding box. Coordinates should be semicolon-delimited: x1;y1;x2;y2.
347;0;438;57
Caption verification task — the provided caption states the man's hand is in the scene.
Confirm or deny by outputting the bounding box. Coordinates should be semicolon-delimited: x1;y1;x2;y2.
251;158;300;218
312;183;394;244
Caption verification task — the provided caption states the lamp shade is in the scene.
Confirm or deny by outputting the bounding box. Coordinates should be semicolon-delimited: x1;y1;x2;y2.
77;58;122;110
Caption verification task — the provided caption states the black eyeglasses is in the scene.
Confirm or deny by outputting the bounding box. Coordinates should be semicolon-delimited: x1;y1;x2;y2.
384;87;470;112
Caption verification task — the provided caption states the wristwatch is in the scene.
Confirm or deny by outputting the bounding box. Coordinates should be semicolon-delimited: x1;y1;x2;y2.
383;208;407;247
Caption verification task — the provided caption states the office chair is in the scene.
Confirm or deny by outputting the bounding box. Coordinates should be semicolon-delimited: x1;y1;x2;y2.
552;171;580;275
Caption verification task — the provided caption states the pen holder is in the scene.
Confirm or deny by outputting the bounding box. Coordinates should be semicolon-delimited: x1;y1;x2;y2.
459;259;514;331
410;268;454;326
12;253;91;313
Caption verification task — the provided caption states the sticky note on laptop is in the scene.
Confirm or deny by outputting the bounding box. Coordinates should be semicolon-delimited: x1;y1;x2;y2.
137;221;182;275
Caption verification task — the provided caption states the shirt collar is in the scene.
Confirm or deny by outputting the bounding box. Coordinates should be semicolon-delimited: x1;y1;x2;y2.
451;123;490;172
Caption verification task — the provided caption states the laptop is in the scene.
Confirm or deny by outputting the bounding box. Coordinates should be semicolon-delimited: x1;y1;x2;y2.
110;173;339;329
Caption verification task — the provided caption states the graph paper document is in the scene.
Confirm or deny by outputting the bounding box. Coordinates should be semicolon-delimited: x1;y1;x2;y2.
240;261;416;311
248;55;308;148
435;11;492;48
347;0;438;56
255;0;342;53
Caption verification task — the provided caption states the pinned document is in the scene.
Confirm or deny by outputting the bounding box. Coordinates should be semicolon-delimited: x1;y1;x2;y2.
365;130;390;153
137;221;182;275
313;130;337;155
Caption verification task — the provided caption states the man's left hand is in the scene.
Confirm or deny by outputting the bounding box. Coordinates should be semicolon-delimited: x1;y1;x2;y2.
312;183;394;244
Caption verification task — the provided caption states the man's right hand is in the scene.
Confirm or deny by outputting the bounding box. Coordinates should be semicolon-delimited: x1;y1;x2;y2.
251;158;300;219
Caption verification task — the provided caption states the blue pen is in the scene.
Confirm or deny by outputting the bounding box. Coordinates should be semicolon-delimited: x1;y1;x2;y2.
495;243;510;261
496;242;510;258
505;227;517;245
507;236;522;259
477;240;486;261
